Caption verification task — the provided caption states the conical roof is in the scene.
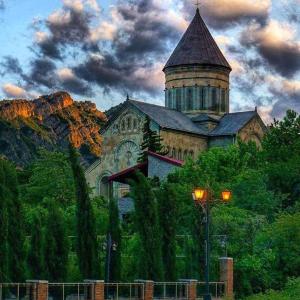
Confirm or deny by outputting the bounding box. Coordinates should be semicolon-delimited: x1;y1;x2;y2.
164;9;231;70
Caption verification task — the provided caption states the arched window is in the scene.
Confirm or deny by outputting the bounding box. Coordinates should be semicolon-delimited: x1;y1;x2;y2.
221;89;226;112
176;89;182;111
121;120;126;131
172;148;176;158
127;117;132;130
99;176;111;199
178;149;182;160
133;118;138;130
183;150;188;160
187;88;193;110
212;87;217;110
166;146;171;156
203;87;209;109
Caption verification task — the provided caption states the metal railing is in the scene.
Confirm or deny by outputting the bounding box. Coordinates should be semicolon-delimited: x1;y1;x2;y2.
104;283;144;300
0;283;30;300
196;282;225;299
48;283;89;300
0;281;226;300
153;282;189;300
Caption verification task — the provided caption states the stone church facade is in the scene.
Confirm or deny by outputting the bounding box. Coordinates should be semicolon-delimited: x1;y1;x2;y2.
85;8;266;199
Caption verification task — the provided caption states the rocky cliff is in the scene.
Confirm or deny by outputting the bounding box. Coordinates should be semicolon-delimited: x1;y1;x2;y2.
0;91;107;167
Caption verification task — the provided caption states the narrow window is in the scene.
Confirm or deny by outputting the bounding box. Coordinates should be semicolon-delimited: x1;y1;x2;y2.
127;117;131;130
178;149;182;160
183;150;188;160
187;88;193;110
212;88;217;110
121;120;125;131
221;89;226;112
176;89;182;111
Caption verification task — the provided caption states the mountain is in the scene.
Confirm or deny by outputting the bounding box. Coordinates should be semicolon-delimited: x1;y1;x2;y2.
0;91;107;167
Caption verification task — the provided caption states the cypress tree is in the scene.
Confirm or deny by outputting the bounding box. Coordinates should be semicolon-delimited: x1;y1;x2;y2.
130;172;163;280
138;116;168;162
157;183;178;281
105;199;122;282
0;184;9;282
69;145;99;279
28;212;45;279
3;160;26;281
44;199;69;281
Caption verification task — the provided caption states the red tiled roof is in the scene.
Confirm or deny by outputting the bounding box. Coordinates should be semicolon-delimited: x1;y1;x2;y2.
108;162;147;183
148;151;183;166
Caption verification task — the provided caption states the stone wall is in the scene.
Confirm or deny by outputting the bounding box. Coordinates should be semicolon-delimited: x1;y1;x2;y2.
85;106;146;197
164;65;230;115
148;155;180;180
238;115;266;147
160;129;208;160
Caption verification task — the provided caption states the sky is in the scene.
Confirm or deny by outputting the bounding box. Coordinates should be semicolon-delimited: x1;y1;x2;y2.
0;0;299;123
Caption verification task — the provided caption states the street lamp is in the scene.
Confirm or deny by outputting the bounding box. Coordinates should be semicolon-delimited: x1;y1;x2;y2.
192;187;232;300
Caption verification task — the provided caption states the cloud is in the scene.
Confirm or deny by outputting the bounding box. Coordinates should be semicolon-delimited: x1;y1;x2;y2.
0;0;4;10
241;20;300;77
1;56;24;75
266;77;300;118
2;83;27;98
73;0;183;95
57;67;94;96
182;0;270;29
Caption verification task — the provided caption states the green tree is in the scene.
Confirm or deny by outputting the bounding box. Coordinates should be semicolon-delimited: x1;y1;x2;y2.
262;110;300;208
69;145;99;279
138;116;168;162
3;160;26;281
44;199;69;281
0;159;25;282
130;172;163;280
22;149;75;207
157;183;178;280
0;184;9;282
105;199;122;282
28;211;45;279
231;169;282;220
255;212;300;287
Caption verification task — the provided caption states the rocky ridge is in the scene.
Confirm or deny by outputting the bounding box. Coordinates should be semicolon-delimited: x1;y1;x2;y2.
0;91;107;167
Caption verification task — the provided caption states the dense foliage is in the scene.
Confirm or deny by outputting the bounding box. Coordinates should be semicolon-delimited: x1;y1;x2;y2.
1;110;299;300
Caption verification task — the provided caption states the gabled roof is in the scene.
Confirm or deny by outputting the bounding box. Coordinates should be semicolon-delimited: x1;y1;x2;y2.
210;111;257;136
164;9;231;70
128;99;207;135
148;151;183;166
191;113;220;123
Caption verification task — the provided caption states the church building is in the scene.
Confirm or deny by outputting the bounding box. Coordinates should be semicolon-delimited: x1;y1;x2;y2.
85;8;266;199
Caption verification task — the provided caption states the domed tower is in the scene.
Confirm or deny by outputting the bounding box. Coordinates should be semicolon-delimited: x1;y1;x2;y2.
163;8;232;117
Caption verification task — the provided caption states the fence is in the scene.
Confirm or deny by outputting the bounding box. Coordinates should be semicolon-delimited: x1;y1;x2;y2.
153;282;189;300
0;283;30;300
0;280;230;300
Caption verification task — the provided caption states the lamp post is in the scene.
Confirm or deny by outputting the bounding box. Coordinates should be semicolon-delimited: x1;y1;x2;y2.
192;188;232;300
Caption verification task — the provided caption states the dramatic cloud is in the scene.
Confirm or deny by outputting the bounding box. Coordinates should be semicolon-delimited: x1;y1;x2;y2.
1;56;24;75
57;67;93;96
0;0;299;118
182;0;271;29
241;20;300;77
2;83;27;98
267;77;300;118
73;0;184;95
